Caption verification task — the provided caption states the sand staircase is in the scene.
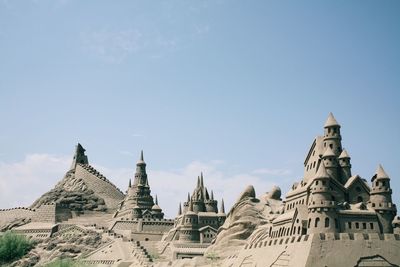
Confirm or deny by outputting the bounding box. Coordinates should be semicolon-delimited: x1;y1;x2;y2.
132;241;153;266
270;250;291;267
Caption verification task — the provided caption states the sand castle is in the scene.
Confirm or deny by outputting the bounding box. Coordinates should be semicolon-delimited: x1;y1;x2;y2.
1;113;399;266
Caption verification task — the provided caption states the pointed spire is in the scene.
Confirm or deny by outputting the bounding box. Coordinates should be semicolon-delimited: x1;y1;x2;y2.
187;192;190;202
339;149;350;159
211;190;214;200
200;172;204;188
204;187;210;200
137;150;146;164
220;198;225;214
155;195;158;205
178;202;182;215
128;178;131;187
376;164;390;180
324;112;340;128
315;162;329;179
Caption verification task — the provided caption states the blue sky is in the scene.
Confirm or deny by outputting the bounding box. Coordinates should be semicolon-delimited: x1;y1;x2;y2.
0;1;399;217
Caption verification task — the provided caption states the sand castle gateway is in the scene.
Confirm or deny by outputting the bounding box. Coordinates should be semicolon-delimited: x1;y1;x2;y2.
0;113;399;267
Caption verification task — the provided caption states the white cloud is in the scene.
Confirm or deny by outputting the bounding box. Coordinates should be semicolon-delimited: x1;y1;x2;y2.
94;160;286;218
0;154;289;219
0;154;70;209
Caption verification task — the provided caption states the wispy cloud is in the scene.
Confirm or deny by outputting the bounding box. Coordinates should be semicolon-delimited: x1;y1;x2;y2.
0;155;288;218
81;29;144;63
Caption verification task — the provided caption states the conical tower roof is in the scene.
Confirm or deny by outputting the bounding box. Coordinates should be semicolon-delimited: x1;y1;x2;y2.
375;164;390;180
322;146;336;158
315;162;330;179
324;112;340;128
339;149;350;159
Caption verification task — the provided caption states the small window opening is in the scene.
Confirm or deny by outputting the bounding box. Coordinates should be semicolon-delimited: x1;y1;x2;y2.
315;217;320;228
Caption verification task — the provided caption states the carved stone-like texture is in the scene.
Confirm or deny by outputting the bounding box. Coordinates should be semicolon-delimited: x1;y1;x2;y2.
31;169;107;212
205;185;283;259
10;228;105;267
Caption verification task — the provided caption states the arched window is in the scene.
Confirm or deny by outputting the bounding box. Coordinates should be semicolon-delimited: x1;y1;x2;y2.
308;218;311;228
315;217;320;228
298;226;301;235
325;217;330;228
